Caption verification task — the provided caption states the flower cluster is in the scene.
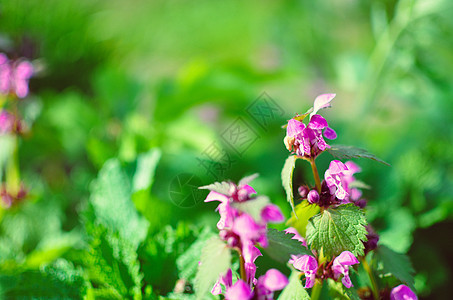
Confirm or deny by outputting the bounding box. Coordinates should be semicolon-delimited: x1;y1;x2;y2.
303;160;367;209
284;94;337;159
201;175;288;299
0;52;33;208
0;53;33;99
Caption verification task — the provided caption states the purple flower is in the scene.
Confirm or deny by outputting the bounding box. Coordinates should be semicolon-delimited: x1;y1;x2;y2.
324;160;349;200
261;204;285;223
254;269;289;300
390;284;418;300
284;94;337;158
225;279;253;300
332;251;359;288
0;53;33;98
291;255;318;288
343;161;362;201
212;269;233;295
307;189;320;204
233;214;267;247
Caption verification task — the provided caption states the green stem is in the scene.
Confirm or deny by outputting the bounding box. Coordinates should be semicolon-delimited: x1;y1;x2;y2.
361;257;379;300
310;158;322;193
310;279;323;300
6;136;20;195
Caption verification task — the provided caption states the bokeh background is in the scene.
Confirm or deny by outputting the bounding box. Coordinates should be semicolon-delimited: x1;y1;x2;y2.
0;0;452;299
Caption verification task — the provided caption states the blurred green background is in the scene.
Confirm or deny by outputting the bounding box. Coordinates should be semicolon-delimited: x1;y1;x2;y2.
0;0;452;299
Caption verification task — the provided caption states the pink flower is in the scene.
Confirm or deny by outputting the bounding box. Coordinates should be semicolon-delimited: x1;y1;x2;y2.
225;279;253;300
332;251;359;288
324;160;349;200
390;284;418;300
0;53;33;98
211;269;233;295
254;269;289;300
284;94;337;158
291;255;318;288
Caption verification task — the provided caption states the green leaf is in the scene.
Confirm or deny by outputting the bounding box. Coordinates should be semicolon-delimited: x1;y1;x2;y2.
199;181;233;195
264;228;312;263
287;201;320;237
327;145;390;166
132;148;161;192
194;236;231;300
232;195;270;222
176;227;216;281
0;259;88;299
374;245;415;289
278;270;310;300
90;159;149;248
282;155;298;214
85;223;143;299
306;204;368;259
238;173;259;187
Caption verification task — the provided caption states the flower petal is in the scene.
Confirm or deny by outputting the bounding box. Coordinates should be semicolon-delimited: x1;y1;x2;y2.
232;214;263;241
205;191;229;203
286;119;306;137
225;280;253;300
311;93;336;117
390;284;418;300
292;255;318;273
323;127;337;140
308;115;328;129
284;227;306;246
261;204;285;223
260;269;289;291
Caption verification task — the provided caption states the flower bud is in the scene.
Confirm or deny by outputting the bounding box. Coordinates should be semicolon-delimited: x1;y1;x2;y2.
307;190;319;204
298;185;309;198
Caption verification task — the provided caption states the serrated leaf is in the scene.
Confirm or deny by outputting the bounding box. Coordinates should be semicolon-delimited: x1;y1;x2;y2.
90;159;149;248
232;195;270;222
327;145;390;166
374;245;415;289
306;204;368;259
176;227;216;281
194;236;231;300
282;155;298;214
0;259;87;299
199;181;233;195
132;148;161;192
287;201;320;237
238;173;259;187
278;270;310;300
264;228;312;263
86;224;142;299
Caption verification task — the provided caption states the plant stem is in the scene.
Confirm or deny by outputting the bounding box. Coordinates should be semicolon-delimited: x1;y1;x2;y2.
311;280;323;300
310;158;322;193
239;250;247;282
361;257;379;300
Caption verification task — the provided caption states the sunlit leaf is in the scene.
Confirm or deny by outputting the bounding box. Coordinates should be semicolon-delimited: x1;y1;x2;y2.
306;204;367;259
287;201;320;237
282;155;298;215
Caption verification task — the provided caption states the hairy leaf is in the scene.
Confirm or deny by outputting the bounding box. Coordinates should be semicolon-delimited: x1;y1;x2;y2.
287;201;320;237
238;173;259;187
278;270;309;300
281;155;298;214
306;204;368;259
327;145;390;166
85;224;142;299
132;148;161;192
374;245;415;289
233;195;270;222
177;227;216;281
194;236;231;300
199;181;233;195
264;228;312;263
90;159;149;248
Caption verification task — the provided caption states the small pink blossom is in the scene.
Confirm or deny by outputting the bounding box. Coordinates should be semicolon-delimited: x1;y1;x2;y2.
291;255;318;288
0;53;33;98
332;251;359;288
390;284;418;300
